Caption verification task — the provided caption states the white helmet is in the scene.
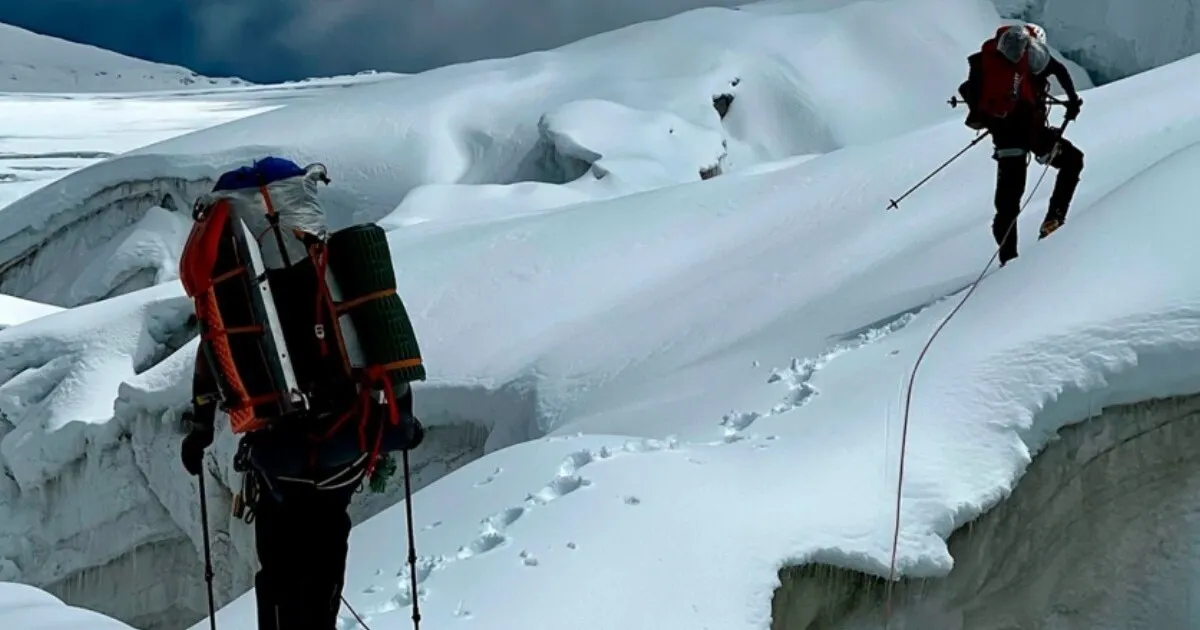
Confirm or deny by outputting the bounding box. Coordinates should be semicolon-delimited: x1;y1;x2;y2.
1024;22;1047;44
996;25;1031;62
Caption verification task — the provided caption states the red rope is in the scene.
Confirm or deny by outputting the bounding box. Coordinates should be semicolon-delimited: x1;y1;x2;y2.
882;155;1055;625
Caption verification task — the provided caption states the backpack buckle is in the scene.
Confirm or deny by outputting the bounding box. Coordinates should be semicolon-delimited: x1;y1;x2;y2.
314;324;325;339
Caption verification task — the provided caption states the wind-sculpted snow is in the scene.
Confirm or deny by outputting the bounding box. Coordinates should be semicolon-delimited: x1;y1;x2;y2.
0;582;133;630
0;0;1024;307
0;285;533;628
197;46;1200;630
0;294;61;330
2;1;1198;629
0;175;213;304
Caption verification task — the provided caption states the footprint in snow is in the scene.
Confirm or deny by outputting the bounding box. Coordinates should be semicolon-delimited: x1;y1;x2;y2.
474;467;502;487
722;312;923;438
624;496;641;505
450;440;676;568
392;556;443;607
457;530;508;559
484;506;525;529
529;474;591;504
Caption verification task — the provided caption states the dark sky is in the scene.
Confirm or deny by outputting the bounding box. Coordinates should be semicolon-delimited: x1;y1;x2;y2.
0;0;742;83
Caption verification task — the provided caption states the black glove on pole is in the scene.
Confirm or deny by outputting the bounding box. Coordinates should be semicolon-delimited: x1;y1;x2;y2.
181;410;214;476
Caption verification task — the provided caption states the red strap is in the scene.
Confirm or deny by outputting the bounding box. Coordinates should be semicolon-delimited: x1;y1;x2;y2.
309;243;331;357
306;368;406;480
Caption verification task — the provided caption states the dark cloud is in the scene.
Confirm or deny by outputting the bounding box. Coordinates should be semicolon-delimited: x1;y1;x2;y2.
0;0;744;83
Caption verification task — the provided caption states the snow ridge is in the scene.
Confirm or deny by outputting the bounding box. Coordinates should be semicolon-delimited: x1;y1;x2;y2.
0;174;212;305
0;22;247;94
6;2;1200;629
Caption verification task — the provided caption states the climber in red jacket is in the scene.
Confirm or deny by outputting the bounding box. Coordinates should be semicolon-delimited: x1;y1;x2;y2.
958;23;1085;266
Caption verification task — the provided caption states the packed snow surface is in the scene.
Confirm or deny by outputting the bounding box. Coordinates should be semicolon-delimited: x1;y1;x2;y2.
0;0;1091;308
191;46;1200;629
0;293;61;330
0;0;1195;629
0;582;133;629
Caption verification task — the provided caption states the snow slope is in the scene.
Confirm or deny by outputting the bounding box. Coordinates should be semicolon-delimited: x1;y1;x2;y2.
188;47;1200;630
0;0;1093;309
0;71;405;213
0;0;1194;629
0;73;410;308
0;22;249;93
0;582;132;630
0;293;61;330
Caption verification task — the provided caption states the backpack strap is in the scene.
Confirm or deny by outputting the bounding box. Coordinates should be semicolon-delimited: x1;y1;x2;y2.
256;176;295;268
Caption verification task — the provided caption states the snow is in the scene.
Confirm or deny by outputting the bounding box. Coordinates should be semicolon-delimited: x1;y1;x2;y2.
0;1;1195;629
0;73;411;303
1;0;1096;309
0;582;133;629
993;0;1200;83
196;26;1200;630
0;293;61;330
0;22;249;94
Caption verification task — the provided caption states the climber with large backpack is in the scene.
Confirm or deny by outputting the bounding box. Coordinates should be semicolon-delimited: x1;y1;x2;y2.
176;157;426;630
958;22;1085;266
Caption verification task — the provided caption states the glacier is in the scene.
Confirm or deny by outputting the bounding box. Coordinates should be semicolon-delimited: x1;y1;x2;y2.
0;0;1198;629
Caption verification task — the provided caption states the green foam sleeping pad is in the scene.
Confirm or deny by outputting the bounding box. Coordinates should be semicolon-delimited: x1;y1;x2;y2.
327;224;426;383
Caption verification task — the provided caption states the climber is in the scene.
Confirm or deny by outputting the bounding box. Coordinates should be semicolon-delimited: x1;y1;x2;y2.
177;157;427;630
958;22;1085;266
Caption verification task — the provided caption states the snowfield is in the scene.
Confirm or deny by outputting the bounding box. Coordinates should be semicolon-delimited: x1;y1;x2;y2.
0;22;249;94
0;582;133;629
0;0;1198;629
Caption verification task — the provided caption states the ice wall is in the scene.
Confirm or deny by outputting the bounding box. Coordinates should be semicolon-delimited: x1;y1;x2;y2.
996;0;1200;83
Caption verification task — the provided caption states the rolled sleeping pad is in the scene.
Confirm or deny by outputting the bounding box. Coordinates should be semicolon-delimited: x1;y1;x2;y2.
326;223;426;384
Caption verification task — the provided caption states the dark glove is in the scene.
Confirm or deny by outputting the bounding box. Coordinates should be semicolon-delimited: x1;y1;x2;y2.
181;410;214;476
403;418;425;451
1064;97;1082;121
964;108;987;131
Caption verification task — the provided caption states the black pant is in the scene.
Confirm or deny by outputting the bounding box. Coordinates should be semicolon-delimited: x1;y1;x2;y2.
253;472;359;630
990;119;1084;263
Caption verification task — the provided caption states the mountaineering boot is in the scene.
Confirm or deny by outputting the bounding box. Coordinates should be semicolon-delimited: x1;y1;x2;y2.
993;214;1019;267
1039;217;1063;239
1039;205;1067;239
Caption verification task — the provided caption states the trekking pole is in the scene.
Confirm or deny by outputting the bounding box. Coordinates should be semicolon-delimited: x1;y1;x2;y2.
197;471;218;630
402;448;421;629
886;131;989;210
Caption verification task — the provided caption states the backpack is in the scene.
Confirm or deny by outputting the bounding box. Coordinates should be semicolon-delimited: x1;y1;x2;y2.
960;25;1050;121
179;157;426;472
